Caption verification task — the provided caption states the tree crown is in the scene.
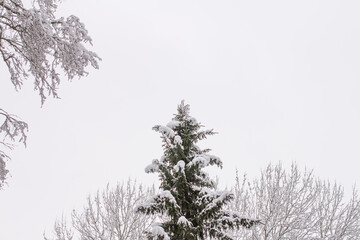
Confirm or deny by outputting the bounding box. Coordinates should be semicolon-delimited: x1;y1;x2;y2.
137;101;258;240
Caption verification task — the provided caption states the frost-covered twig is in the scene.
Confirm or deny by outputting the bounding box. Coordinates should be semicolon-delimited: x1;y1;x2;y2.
0;108;28;189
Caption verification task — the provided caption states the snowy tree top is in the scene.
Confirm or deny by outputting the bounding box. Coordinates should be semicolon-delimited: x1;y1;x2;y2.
136;101;259;240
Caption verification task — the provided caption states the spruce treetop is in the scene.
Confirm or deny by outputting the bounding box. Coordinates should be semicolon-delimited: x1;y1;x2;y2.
136;101;258;240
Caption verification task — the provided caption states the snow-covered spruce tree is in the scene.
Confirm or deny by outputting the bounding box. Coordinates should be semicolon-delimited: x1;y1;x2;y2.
136;101;258;240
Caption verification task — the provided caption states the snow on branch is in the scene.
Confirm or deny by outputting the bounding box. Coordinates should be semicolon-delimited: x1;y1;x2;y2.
207;227;234;240
173;135;182;145
194;170;217;188
198;190;233;218
152;125;183;149
187;154;222;169
152;125;175;139
148;225;170;240
145;159;160;174
219;210;260;229
135;190;180;215
173;160;185;174
189;116;198;125
166;120;181;129
177;216;192;227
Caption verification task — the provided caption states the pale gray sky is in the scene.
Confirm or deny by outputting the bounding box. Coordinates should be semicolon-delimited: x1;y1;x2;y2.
1;0;360;239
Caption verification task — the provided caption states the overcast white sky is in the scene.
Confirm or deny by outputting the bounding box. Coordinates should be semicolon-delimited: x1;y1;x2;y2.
1;0;360;239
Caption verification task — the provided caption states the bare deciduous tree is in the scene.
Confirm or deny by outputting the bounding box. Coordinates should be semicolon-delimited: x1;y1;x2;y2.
313;182;360;239
230;162;360;240
45;179;156;240
0;0;100;187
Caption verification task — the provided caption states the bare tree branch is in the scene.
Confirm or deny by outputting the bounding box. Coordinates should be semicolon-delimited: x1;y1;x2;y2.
44;180;156;240
0;0;100;189
230;162;360;240
0;108;28;189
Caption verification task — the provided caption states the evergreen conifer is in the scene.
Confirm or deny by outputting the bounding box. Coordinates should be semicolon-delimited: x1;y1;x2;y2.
136;101;258;240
